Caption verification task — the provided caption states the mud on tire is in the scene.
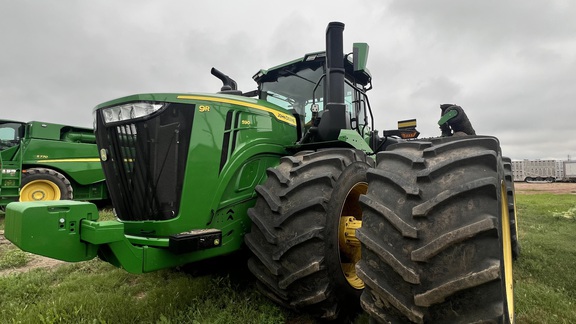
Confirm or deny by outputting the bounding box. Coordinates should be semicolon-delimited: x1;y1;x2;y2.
245;148;373;320
357;136;514;323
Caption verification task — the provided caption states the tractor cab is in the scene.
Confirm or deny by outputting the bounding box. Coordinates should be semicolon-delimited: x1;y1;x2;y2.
248;29;417;152
0;120;25;151
253;42;374;150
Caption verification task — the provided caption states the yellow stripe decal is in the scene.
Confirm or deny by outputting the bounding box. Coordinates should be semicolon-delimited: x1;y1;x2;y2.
39;158;101;163
177;95;297;126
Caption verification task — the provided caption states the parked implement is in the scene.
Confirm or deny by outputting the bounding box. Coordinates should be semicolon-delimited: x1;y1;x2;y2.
4;22;514;322
0;120;107;208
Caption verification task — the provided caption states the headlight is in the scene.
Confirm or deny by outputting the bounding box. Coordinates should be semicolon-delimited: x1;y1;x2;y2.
100;102;164;124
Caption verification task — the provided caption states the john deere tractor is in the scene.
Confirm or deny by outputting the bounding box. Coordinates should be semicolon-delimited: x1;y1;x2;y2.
4;22;515;323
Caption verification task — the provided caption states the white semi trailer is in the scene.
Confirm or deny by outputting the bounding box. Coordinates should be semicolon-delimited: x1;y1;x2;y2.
512;159;576;182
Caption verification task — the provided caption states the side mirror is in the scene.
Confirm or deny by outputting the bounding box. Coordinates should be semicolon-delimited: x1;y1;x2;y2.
353;43;369;72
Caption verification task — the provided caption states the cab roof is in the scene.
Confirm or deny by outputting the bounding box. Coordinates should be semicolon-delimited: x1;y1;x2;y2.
253;51;372;86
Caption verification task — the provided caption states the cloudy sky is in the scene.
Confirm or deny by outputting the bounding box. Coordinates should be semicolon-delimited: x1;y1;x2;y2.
2;0;575;160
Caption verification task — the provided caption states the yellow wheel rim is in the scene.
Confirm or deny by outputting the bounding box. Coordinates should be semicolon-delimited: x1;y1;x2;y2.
20;180;61;201
338;182;367;290
501;181;514;322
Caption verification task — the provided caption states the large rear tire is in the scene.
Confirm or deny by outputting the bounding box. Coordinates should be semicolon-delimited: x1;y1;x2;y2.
245;148;373;320
20;168;73;202
357;136;514;323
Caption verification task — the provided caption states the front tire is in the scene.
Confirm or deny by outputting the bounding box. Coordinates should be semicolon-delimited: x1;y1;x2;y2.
20;168;73;202
357;136;514;323
245;148;373;320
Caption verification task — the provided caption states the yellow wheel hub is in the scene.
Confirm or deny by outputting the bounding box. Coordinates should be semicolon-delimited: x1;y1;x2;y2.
338;183;367;290
20;180;61;202
501;181;514;322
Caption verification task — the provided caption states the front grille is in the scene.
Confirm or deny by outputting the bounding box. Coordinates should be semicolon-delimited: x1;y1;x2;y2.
96;103;194;221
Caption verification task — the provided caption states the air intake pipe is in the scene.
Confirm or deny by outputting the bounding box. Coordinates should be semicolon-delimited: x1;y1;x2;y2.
318;21;348;141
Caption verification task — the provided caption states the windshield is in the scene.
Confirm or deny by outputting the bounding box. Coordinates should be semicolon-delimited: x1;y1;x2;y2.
0;122;24;150
260;66;324;118
260;66;368;131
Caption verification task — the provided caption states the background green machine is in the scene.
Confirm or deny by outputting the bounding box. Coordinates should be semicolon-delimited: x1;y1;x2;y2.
4;22;515;323
0;120;107;207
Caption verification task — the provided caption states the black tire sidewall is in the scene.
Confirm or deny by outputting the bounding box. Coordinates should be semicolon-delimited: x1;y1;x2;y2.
324;160;370;307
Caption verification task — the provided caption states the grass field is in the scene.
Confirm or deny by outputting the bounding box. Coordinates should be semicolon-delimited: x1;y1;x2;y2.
0;190;575;323
513;194;576;323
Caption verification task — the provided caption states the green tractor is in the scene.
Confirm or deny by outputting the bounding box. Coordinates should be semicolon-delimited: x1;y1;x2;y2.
4;22;515;323
0;120;108;208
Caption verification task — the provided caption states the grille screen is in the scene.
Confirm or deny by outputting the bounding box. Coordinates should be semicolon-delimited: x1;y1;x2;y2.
96;103;194;221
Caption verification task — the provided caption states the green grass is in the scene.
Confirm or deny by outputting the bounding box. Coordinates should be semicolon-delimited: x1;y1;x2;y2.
0;245;30;270
0;258;288;323
1;194;575;323
513;194;576;323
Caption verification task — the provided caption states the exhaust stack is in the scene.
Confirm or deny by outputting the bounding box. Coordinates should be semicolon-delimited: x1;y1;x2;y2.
318;22;348;140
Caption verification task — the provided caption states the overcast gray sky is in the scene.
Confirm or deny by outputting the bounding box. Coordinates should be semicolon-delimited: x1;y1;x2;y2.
2;0;575;160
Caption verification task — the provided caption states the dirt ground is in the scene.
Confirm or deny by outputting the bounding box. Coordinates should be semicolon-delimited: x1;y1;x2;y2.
514;182;576;195
1;182;574;276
